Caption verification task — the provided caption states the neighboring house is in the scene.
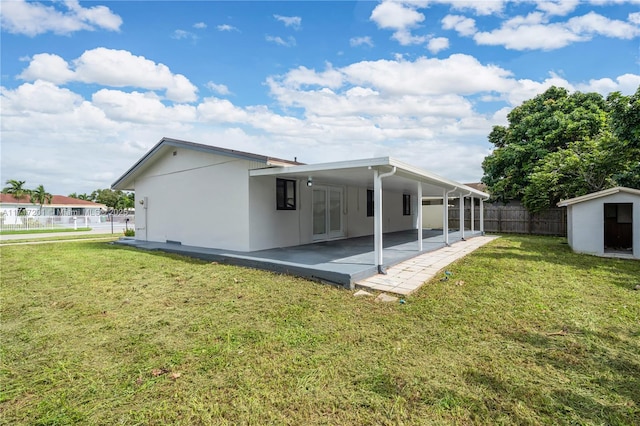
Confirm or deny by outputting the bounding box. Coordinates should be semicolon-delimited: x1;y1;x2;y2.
558;187;640;259
112;137;489;271
0;194;106;224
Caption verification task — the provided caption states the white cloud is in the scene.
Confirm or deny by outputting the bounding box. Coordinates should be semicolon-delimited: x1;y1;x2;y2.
473;11;640;50
217;24;238;32
193;22;207;29
1;80;83;114
19;53;75;85
576;73;640;95
91;90;197;124
370;1;424;30
340;55;515;96
440;0;507;16
274;14;302;29
533;0;580;16
427;37;449;53
630;12;640;25
266;35;296;47
0;0;122;36
370;1;427;46
566;11;640;38
350;36;374;47
206;82;231;96
172;29;197;40
17;48;198;103
441;14;477;36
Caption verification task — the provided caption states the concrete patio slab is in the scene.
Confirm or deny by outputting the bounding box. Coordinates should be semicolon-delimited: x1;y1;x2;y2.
114;229;493;289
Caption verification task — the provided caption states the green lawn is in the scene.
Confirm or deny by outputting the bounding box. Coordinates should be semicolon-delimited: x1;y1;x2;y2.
1;236;638;425
0;234;119;245
0;227;92;235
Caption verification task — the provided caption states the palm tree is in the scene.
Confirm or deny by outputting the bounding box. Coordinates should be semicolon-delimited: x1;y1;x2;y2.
2;179;30;213
30;184;53;215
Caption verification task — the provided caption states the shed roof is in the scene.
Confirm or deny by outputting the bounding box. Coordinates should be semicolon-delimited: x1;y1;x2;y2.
112;137;303;190
557;187;640;207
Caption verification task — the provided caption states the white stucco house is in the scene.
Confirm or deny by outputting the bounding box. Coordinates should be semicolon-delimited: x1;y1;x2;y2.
112;138;489;271
0;194;106;226
557;187;640;259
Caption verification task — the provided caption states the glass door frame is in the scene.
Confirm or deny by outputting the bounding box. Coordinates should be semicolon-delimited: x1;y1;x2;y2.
312;185;344;241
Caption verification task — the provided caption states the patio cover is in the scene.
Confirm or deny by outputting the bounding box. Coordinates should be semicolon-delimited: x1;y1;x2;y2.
250;157;489;272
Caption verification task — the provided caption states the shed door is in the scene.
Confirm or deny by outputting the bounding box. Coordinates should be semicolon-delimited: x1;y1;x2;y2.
604;203;632;250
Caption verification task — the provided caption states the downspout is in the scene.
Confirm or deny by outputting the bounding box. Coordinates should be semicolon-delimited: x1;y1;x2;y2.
374;166;397;274
443;187;457;245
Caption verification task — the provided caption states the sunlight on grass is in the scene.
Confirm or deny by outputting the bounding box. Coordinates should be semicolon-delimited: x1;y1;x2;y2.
1;236;638;424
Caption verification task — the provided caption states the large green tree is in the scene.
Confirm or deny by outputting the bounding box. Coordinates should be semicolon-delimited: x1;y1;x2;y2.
90;188;134;209
482;86;640;212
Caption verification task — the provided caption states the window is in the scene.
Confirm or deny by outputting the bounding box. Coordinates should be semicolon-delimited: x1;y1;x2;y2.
403;194;411;216
276;179;296;210
366;189;374;217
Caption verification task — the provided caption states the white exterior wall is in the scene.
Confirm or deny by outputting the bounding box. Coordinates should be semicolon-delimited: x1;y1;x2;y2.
134;149;254;251
568;192;640;259
248;180;418;251
249;176;305;250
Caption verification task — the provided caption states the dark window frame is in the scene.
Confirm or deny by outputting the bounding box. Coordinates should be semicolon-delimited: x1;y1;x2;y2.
403;194;411;216
366;189;374;217
276;178;296;210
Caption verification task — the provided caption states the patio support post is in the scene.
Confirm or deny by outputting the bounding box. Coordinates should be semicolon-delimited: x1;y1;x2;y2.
480;198;485;235
417;182;423;251
443;189;448;245
459;192;465;240
374;166;396;274
374;170;382;271
470;196;475;234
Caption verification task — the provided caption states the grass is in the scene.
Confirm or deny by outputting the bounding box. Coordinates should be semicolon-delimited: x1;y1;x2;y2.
0;234;119;245
0;227;92;235
1;235;638;425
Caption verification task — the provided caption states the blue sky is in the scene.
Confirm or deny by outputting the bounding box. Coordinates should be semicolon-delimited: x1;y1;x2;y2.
1;0;639;195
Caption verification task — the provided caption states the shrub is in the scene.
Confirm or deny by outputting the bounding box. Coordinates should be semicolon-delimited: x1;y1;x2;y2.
123;229;135;237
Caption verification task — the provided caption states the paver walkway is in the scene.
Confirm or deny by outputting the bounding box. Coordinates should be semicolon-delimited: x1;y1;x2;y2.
355;235;499;295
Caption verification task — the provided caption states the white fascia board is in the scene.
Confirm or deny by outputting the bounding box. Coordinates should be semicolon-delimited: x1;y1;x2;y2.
250;156;489;199
249;157;393;176
557;186;640;207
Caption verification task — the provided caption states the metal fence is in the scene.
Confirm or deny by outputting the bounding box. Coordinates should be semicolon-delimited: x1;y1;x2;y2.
0;214;134;233
449;202;567;236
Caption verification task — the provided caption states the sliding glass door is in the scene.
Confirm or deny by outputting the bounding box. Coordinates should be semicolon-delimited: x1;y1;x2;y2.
312;186;343;240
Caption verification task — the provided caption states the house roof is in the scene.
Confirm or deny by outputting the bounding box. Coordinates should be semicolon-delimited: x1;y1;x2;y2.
112;137;303;190
0;193;106;208
557;187;640;207
112;137;489;199
250;157;490;199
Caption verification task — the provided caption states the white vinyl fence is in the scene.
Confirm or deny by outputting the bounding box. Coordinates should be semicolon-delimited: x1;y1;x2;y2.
0;214;134;233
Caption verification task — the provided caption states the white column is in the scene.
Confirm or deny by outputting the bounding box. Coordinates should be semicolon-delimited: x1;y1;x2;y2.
480;198;485;235
459;193;465;240
443;189;449;245
417;182;423;251
470;197;475;234
374;170;383;270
